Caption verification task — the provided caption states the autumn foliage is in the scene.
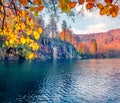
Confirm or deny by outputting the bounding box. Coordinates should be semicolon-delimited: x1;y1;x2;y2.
59;29;72;42
0;1;43;59
58;0;119;17
0;0;120;59
0;10;42;59
71;29;120;57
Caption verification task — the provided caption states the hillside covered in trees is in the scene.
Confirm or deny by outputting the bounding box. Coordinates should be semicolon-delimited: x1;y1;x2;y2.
72;29;120;58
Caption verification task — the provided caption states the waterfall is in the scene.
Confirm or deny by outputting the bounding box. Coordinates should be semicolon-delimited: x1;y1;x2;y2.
69;46;73;58
53;47;57;59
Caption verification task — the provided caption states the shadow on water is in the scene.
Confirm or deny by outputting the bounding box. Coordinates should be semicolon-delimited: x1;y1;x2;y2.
0;58;120;103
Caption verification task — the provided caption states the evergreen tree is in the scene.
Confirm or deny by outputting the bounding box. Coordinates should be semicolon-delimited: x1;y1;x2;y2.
49;16;58;38
44;16;58;38
62;20;67;32
94;39;97;52
61;20;67;41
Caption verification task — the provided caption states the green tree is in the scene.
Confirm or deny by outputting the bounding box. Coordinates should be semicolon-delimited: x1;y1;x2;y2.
49;16;58;38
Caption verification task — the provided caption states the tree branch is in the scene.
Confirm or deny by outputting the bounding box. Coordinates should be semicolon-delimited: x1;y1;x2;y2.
2;5;6;30
114;0;119;5
11;0;17;15
51;0;57;16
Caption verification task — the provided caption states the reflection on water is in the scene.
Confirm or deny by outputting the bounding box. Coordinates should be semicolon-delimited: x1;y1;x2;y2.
0;59;120;103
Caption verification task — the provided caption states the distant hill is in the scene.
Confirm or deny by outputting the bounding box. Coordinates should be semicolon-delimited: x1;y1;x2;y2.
72;29;120;58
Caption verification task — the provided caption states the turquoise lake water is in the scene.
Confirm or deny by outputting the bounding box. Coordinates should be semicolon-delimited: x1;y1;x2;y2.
0;59;120;103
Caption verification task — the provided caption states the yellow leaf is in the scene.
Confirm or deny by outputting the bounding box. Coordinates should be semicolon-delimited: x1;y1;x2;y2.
38;27;42;34
2;44;5;48
28;52;34;59
62;5;71;12
64;0;70;4
22;10;27;15
15;25;20;30
14;16;20;22
20;22;25;30
34;11;38;16
33;43;39;50
30;6;35;11
33;31;40;40
9;39;14;45
30;39;34;43
29;43;39;51
20;37;26;44
26;37;31;43
12;35;17;40
5;41;9;46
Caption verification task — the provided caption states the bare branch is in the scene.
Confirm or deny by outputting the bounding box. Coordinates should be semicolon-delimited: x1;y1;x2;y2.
51;0;57;16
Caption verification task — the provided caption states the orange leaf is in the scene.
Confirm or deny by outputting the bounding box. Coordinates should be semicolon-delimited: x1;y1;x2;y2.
112;5;119;17
15;39;20;44
19;0;28;6
69;2;77;9
33;0;38;5
106;8;112;16
100;6;108;15
86;3;94;9
104;0;113;4
78;0;84;5
37;5;44;11
112;11;117;17
26;29;32;35
114;5;119;12
23;0;28;6
86;0;95;2
97;3;103;9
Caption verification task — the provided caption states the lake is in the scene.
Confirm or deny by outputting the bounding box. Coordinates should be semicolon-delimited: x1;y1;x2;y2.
0;59;120;103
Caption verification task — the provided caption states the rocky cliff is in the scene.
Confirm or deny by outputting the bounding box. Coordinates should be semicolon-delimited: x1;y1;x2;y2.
0;38;80;61
38;38;80;60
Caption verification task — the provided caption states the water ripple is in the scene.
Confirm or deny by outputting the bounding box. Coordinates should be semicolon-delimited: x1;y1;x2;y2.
0;59;120;103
